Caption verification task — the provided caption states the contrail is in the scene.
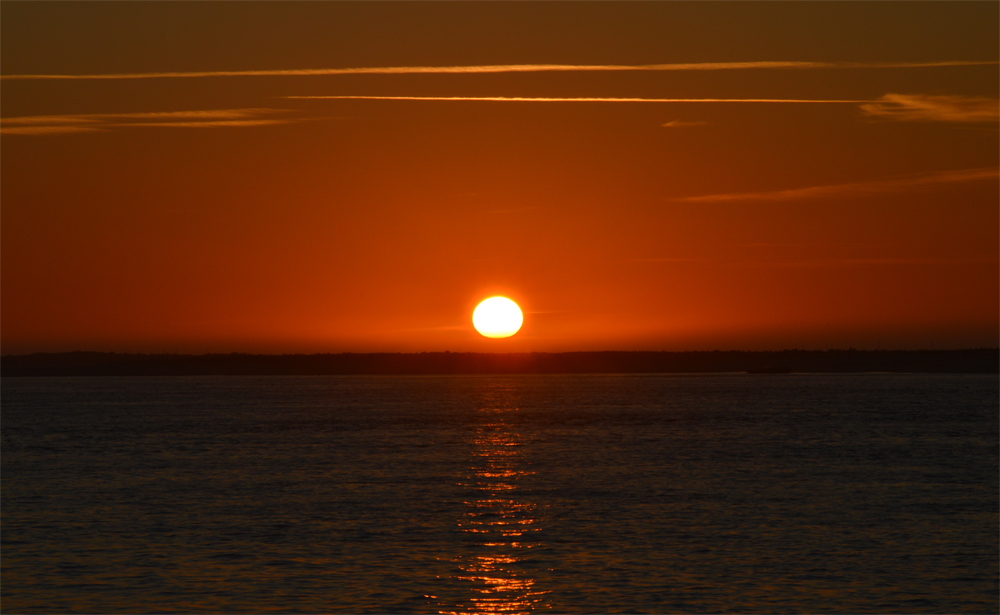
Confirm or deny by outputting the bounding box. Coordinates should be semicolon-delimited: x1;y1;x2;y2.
285;95;871;103
2;60;995;80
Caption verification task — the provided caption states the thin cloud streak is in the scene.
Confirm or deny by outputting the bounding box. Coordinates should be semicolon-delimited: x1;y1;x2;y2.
487;206;538;213
860;93;999;123
621;255;997;268
288;95;868;103
675;168;999;203
1;108;294;135
2;60;995;80
622;257;700;263
123;120;292;128
1;109;284;125
662;120;710;128
396;325;468;332
737;256;999;269
0;125;104;135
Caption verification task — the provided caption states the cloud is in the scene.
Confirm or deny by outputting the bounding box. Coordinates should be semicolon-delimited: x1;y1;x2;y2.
487;206;537;213
621;255;997;269
287;95;864;104
860;94;999;123
662;120;709;128
1;108;294;135
674;168;999;204
396;325;468;332
118;120;292;129
621;257;700;264
0;125;104;135
738;256;998;269
3;60;995;80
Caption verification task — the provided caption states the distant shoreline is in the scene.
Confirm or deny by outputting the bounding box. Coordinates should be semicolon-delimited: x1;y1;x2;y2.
2;349;997;376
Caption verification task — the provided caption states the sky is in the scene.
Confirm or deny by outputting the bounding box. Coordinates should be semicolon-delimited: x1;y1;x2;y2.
2;2;997;354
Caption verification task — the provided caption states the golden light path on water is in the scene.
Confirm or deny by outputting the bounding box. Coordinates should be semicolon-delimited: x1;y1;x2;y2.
439;387;548;614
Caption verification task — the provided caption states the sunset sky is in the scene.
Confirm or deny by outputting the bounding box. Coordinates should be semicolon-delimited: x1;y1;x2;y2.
2;2;997;354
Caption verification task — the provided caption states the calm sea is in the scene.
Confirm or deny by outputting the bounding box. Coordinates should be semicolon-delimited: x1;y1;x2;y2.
2;374;997;613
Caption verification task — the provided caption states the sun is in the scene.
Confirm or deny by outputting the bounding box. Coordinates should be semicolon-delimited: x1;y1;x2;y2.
473;297;523;338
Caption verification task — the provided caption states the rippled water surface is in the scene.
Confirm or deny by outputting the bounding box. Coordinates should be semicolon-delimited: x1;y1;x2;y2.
3;374;997;613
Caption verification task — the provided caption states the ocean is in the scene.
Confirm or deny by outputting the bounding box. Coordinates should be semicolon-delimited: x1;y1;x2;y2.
2;374;997;613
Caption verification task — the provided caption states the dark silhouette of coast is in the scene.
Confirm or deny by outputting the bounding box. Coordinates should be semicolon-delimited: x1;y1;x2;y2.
2;349;996;376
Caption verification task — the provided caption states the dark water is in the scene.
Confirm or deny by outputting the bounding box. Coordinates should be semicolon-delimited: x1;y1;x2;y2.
2;374;997;613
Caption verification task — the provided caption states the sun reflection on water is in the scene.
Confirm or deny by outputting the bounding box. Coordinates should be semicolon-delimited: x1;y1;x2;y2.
438;396;549;615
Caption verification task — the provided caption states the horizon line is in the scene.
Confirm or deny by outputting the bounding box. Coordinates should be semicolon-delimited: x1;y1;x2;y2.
4;348;996;358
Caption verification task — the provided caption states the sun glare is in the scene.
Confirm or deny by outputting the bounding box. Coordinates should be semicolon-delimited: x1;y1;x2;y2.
473;297;523;339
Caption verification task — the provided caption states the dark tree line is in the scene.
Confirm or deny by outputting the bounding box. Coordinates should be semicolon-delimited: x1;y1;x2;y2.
2;349;996;376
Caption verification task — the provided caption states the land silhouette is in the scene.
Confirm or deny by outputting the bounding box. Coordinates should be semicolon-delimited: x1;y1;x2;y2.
1;349;996;376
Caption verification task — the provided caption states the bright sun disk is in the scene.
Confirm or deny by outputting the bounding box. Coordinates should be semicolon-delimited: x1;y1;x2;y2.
473;297;523;338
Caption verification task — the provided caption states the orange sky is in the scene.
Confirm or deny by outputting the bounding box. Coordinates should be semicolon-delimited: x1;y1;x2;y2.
2;2;998;354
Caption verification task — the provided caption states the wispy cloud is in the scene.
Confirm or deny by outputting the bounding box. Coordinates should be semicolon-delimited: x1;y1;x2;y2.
738;256;998;269
287;95;866;104
0;125;104;135
395;325;468;332
0;108;294;135
622;257;700;263
487;206;537;214
662;120;709;128
674;168;999;204
620;255;997;268
860;93;999;123
3;60;995;80
123;120;292;129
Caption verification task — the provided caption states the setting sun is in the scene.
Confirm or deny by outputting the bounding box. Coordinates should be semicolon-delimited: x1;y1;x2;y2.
1;4;997;615
472;297;523;339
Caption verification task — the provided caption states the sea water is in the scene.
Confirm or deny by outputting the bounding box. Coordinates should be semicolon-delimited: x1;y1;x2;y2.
2;374;997;613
